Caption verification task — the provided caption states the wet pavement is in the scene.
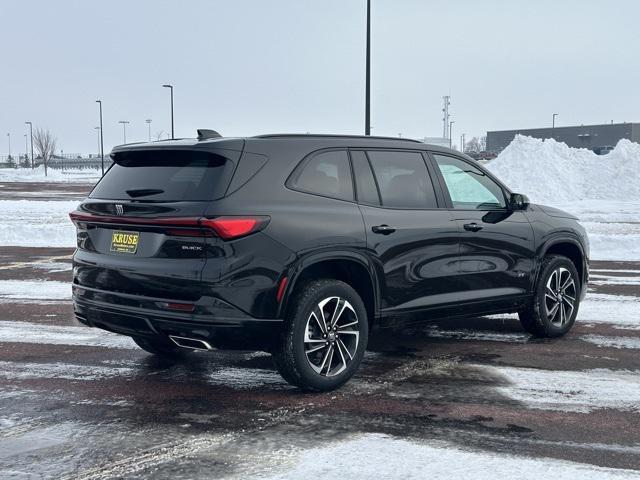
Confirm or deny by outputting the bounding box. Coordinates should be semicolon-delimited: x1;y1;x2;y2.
1;182;640;478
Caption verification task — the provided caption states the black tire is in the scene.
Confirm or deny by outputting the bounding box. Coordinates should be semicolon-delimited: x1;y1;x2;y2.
519;255;581;338
132;336;189;357
273;279;369;392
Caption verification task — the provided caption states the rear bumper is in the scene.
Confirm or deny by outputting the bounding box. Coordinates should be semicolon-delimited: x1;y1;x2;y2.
72;284;283;350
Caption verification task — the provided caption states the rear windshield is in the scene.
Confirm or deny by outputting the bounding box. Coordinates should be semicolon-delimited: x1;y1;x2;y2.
90;150;235;201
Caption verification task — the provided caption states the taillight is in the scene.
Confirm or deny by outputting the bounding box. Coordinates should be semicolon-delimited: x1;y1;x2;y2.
200;216;269;240
68;211;269;240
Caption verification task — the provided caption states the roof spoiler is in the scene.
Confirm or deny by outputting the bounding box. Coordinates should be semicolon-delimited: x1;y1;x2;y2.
197;129;222;140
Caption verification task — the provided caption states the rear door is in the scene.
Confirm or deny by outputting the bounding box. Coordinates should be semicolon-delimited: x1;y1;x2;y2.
430;153;535;299
352;149;460;314
72;147;240;301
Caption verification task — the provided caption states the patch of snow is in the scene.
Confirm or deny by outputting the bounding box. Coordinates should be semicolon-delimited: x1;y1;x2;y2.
589;274;640;286
0;281;70;300
207;367;288;389
0;166;100;183
579;293;640;326
0;361;134;381
493;366;640;413
0;321;135;349
0;199;78;247
487;136;640;204
423;326;530;343
581;335;640;350
261;433;640;480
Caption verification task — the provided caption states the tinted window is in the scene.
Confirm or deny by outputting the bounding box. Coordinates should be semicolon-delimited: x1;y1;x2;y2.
433;154;506;209
367;151;438;208
351;150;380;205
289;150;353;201
90;150;235;201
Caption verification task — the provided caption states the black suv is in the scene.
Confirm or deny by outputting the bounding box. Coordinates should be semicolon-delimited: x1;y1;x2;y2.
71;132;589;391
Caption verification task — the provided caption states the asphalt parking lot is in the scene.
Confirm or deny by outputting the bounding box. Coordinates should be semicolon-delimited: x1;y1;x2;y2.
1;182;639;478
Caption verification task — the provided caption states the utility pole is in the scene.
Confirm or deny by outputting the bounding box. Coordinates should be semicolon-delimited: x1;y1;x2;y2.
552;113;558;129
461;133;465;152
25;121;34;169
118;120;130;144
145;119;152;142
162;84;174;139
365;0;371;136
442;95;451;139
449;120;455;149
24;134;28;166
6;133;10;161
96;100;105;175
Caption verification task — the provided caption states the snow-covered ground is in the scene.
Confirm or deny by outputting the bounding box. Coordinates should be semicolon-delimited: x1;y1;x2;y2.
0;166;101;183
263;434;640;480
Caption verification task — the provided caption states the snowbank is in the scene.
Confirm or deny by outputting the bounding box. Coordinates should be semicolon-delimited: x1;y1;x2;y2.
0;200;78;247
0;166;101;183
486;135;640;204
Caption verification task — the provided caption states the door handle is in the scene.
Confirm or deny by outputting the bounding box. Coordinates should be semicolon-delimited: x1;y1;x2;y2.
372;224;396;235
463;222;483;232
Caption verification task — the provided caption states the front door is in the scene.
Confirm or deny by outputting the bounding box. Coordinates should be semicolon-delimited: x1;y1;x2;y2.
351;149;460;314
431;153;535;300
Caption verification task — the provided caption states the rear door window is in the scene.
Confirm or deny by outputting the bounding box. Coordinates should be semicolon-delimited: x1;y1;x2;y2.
90;149;236;201
288;150;354;201
367;150;438;208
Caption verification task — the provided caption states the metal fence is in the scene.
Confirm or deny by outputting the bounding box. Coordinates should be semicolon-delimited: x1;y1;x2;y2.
0;154;112;170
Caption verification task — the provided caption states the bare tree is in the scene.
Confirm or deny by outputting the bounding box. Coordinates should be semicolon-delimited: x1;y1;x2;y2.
154;130;168;141
465;136;482;153
33;128;57;176
479;135;487;151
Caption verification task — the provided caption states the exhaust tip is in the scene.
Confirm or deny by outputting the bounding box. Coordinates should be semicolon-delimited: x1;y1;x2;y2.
169;335;213;351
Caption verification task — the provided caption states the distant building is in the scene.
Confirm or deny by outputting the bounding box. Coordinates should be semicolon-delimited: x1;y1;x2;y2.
487;122;640;154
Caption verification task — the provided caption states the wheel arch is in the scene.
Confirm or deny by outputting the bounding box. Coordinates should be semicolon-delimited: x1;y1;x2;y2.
538;236;587;290
278;251;379;325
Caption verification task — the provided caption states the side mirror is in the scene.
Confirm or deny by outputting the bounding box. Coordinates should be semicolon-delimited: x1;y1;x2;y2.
509;193;530;210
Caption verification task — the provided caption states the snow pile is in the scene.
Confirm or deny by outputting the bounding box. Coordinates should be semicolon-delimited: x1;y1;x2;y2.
486;135;640;204
0;200;78;247
0;166;101;183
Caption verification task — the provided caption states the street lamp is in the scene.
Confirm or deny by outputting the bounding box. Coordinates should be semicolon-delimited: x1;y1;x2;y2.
118;120;130;144
96;100;105;175
145;119;152;142
25;121;34;169
449;120;455;148
94;127;101;158
552;113;558;129
162;84;174;139
364;0;371;136
6;133;10;161
24;134;28;166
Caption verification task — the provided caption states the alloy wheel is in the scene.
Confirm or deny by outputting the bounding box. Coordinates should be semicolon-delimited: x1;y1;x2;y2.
544;267;577;326
304;296;360;377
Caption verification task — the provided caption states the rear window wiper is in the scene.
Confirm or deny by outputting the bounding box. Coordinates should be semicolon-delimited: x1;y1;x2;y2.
125;188;165;198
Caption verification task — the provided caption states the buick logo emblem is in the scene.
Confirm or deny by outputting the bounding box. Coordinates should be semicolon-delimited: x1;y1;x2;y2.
115;204;124;216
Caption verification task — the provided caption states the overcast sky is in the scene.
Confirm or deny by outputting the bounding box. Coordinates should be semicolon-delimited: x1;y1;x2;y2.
1;0;639;154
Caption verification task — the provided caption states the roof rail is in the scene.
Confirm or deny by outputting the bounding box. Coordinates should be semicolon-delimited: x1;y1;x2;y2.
253;133;422;144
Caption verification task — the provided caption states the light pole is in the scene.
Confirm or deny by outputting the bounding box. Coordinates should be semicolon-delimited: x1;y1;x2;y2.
24;134;28;166
552;113;558;129
94;127;101;157
118;120;130;144
96;100;105;175
6;133;10;161
364;0;371;136
145;119;152;142
449;120;455;148
162;84;174;139
25;121;34;169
